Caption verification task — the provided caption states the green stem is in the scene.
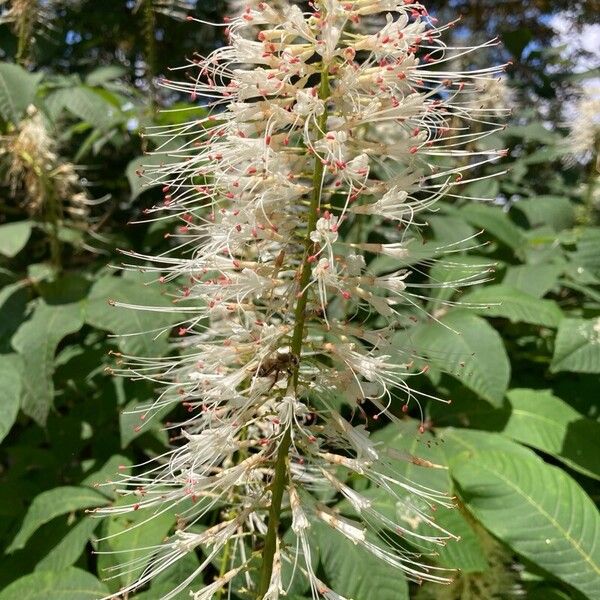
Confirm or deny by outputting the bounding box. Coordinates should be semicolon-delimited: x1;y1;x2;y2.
141;0;158;110
256;68;330;599
15;6;34;67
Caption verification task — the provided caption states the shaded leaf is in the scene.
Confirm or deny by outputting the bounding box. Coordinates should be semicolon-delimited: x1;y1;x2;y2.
397;311;510;405
314;523;409;600
7;486;109;553
11;301;84;425
0;353;24;443
35;517;100;572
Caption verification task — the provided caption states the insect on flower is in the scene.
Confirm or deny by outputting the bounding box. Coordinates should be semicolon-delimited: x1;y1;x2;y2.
93;1;508;598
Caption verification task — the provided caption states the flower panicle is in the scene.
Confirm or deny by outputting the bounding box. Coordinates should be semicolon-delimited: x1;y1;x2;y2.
99;1;508;598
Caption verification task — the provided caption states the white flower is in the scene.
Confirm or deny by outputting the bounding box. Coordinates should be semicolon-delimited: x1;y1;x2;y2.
101;1;507;597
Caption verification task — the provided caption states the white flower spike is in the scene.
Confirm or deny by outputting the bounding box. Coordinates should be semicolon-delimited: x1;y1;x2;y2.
95;1;507;598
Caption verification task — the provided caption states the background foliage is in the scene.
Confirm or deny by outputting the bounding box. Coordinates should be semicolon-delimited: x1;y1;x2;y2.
0;1;599;599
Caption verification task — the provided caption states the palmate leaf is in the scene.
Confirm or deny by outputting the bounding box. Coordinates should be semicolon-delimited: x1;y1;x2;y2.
462;284;563;327
0;568;108;600
550;318;600;374
396;311;510;406
451;449;600;600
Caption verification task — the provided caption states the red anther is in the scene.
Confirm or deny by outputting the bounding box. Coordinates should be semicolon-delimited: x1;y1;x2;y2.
133;503;140;510
235;224;242;232
246;166;257;175
409;146;419;154
418;425;425;434
341;290;351;300
182;287;191;297
412;127;420;136
182;213;193;223
162;185;170;193
283;137;290;146
178;327;188;336
402;404;409;413
186;15;194;21
397;72;406;80
265;135;272;145
159;276;166;283
226;192;235;199
178;225;189;234
258;31;266;41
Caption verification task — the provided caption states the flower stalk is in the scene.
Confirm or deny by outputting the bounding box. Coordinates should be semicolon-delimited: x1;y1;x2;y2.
97;2;508;598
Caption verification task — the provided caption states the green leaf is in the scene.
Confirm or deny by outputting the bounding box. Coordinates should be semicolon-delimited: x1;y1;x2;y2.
134;553;201;599
427;255;495;307
0;222;33;257
447;389;600;480
7;486;109;553
451;450;600;600
397;311;510;406
359;422;487;573
502;264;563;297
461;204;525;250
85;66;127;86
505;389;600;480
11;301;84;425
126;145;180;200
35;517;99;572
0;354;24;443
569;227;600;277
0;63;42;124
100;499;177;588
0;568;108;600
441;428;533;461
46;85;124;131
512;196;575;232
550;318;600;374
0;281;31;352
85;272;181;356
314;523;409;600
463;284;563;327
81;455;132;500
